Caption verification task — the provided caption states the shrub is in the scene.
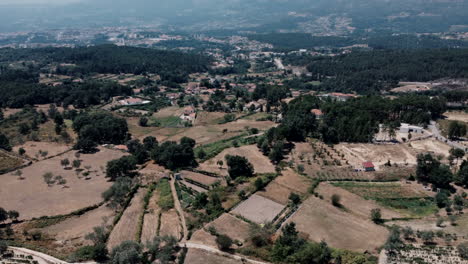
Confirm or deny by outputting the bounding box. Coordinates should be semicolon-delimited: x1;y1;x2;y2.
371;208;383;224
331;194;341;207
216;234;233;251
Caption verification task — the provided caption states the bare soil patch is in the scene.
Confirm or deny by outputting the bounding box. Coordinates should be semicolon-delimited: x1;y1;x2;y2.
159;209;181;240
207;213;251;243
336;143;418;170
231;194;285;224
199;145;275;176
409;139;451;158
107;188;146;250
285;196;389;253
0;147;125;220
184;249;241;264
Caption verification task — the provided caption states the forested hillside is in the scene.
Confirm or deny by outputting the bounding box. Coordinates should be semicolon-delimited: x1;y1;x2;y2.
0;45;211;108
306;49;468;94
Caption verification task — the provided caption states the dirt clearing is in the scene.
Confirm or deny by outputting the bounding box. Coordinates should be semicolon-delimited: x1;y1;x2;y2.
336;143;418;170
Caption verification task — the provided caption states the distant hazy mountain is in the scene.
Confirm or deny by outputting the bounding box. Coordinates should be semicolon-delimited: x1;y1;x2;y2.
0;0;467;34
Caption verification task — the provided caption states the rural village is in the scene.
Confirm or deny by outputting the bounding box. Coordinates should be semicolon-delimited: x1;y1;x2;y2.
1;10;468;264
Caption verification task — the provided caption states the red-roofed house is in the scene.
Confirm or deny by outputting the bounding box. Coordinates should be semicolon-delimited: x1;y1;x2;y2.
311;109;323;119
362;161;375;172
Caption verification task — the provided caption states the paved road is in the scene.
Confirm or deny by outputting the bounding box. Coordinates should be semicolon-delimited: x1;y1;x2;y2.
180;242;271;264
170;174;188;241
428;121;468;151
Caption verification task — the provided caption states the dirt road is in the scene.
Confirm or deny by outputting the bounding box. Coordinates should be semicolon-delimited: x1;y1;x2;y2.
8;247;96;264
180;242;271;264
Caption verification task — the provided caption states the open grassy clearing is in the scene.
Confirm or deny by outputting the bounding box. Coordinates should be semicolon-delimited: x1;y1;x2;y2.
194;111;227;126
285;196;389;253
157;179;174;210
0;147;125;220
107;188;146;250
231;194;285;224
149;115;184;128
316;182;403;219
128;114;274;146
332;181;437;217
198;145;275;176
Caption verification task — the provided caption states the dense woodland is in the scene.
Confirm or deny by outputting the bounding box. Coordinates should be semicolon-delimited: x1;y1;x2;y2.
0;45;211;84
306;49;468;94
0;45;213;108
